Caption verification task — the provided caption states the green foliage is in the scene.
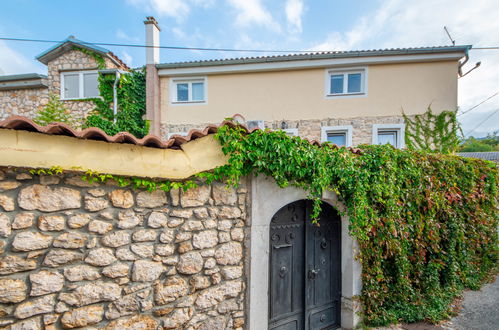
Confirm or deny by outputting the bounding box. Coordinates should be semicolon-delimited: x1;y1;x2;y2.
29;166;63;176
27;123;498;327
84;69;148;138
404;108;462;154
33;94;76;127
73;46;106;69
460;131;499;152
209;124;498;326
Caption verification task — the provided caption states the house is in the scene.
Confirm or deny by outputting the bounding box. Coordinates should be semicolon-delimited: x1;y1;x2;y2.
458;151;499;164
142;17;470;147
0;36;128;121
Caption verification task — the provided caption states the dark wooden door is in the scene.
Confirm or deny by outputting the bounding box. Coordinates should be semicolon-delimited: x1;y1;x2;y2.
269;200;341;330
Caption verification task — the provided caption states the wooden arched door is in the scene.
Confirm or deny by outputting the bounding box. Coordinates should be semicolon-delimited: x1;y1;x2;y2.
268;200;341;330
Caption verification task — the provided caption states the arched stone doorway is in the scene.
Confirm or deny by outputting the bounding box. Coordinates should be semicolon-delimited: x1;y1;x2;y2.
248;175;361;329
268;200;341;329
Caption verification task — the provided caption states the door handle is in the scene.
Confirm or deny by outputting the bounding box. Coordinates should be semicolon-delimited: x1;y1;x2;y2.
308;269;319;279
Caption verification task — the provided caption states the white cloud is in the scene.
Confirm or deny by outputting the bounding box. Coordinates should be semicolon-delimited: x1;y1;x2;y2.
0;41;43;75
311;0;499;137
126;0;190;21
285;0;304;34
226;0;281;32
120;51;133;67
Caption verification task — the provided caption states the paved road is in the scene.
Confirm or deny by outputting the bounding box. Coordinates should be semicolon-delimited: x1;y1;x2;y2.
443;275;499;330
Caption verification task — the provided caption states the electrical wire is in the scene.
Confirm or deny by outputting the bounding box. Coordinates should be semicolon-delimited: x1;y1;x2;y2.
458;91;499;116
0;37;311;53
464;108;499;137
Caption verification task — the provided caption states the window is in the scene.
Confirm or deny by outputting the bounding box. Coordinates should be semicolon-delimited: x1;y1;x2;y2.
60;71;99;100
372;124;405;148
321;125;353;147
326;68;366;97
171;77;207;104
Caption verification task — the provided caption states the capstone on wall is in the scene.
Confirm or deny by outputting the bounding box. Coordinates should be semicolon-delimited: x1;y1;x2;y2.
161;114;406;145
0;167;248;329
0;88;49;121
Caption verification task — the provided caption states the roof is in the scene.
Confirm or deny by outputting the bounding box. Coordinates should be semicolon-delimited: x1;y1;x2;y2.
157;45;471;69
0;115;363;154
0;74;47;91
36;36;129;70
457;152;499;162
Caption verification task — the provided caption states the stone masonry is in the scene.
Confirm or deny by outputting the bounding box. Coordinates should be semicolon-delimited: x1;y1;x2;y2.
0;48;122;124
161;114;406;145
0;167;248;329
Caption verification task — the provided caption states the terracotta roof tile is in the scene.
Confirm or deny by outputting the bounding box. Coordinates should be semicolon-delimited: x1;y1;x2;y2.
0;115;362;154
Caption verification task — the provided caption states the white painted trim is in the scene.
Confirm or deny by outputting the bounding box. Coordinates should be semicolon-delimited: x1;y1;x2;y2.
249;175;362;329
321;125;353;147
324;67;367;99
158;53;463;76
169;76;207;105
60;70;99;100
281;128;298;136
372;123;406;148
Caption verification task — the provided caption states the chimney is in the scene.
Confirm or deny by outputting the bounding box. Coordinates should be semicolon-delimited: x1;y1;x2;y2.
144;16;161;136
144;16;160;64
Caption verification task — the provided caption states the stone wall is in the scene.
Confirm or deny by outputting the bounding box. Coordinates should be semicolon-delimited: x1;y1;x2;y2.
160;115;406;145
0;88;49;121
0;167;248;329
47;50;120;122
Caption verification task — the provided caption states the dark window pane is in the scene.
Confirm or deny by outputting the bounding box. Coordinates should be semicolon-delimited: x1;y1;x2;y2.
327;133;346;146
330;75;343;94
347;73;361;93
176;83;189;101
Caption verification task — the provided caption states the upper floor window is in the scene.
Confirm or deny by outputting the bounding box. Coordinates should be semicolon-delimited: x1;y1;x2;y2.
372;124;405;148
321;125;353;147
171;77;207;104
326;68;366;97
61;71;99;100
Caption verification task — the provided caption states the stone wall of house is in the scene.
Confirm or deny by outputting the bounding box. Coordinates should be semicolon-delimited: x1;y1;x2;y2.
160;114;406;145
0;88;49;121
0;167;248;329
47;49;120;122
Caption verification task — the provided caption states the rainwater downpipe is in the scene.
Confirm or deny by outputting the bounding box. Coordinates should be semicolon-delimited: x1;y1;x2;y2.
113;71;121;123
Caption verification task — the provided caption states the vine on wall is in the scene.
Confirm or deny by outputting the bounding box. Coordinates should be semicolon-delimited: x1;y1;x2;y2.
404;108;462;154
27;123;497;327
84;69;148;138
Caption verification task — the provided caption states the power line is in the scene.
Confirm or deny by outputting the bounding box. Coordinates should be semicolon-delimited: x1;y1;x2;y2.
465;108;499;137
458;90;499;116
0;37;311;53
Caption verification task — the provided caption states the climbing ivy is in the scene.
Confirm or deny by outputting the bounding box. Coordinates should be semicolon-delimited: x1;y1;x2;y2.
208;123;497;326
84;69;149;138
73;46;106;69
404;107;462;154
27;122;498;327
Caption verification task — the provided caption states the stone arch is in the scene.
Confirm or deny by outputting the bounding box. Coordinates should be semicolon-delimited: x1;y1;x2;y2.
247;175;361;329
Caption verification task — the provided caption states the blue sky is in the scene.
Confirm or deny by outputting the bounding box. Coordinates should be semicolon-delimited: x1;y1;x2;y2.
1;0;498;137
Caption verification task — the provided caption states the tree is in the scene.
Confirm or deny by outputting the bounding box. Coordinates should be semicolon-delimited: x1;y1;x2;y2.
459;131;499;152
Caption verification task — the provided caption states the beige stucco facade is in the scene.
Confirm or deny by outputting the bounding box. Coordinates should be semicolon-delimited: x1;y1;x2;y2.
159;60;458;126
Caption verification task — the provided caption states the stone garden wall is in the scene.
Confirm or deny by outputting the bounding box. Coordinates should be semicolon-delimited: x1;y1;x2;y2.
0;167;248;329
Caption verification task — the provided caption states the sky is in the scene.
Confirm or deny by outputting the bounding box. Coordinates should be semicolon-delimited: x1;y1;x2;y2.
0;0;498;137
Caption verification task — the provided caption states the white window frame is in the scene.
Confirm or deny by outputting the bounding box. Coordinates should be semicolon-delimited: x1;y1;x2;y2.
170;77;207;105
325;67;367;98
60;70;99;100
372;123;405;148
321;125;353;147
282;128;299;137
